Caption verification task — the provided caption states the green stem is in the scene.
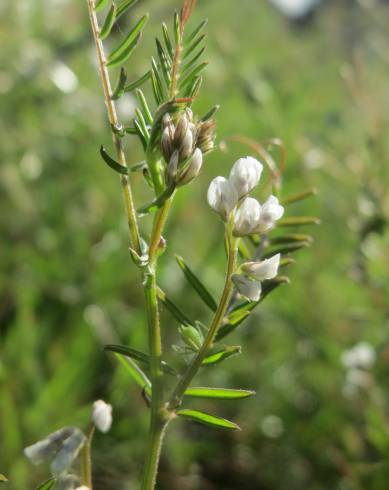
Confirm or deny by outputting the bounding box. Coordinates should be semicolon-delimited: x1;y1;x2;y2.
168;230;239;409
86;0;141;255
81;424;95;489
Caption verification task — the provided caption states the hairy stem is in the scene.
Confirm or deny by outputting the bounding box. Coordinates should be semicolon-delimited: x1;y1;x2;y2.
168;230;239;408
81;424;95;489
86;0;141;254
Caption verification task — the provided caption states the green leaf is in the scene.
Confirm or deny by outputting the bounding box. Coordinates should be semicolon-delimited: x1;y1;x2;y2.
35;479;56;490
175;255;217;311
151;57;166;103
100;146;128;175
116;0;139;20
177;409;241;430
182;46;206;73
184;75;202;98
184;387;255;400
281;188;317;205
133;119;148;151
107;14;148;67
262;242;311;258
137;184;175;215
124;71;151;93
173;11;180;45
136;89;153;125
162;22;174;60
157;287;193;326
216;312;252;341
135;108;150;142
200;104;219;122
95;0;110;12
183;33;206;60
0;474;8;483
269;233;313;245
105;344;177;376
202;346;242;366
111;67;127;100
114;353;151;394
155;38;172;88
99;3;117;40
185;19;208;44
278;216;321;227
179;62;208;90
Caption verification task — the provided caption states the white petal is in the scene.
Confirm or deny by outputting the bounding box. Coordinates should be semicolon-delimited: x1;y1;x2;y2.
232;274;262;301
50;429;86;476
92;400;113;433
207;176;238;220
233;197;262;236
255;195;284;233
242;254;281;281
229;156;263;198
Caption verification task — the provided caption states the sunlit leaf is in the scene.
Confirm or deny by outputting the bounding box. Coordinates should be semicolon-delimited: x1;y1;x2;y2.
137;184;175;215
151;57;166;103
177;409;241;430
35;478;56;490
124;71;151;93
184;75;202;98
162;22;174;60
111;67;127;100
116;0;139;20
278;216;321;227
157;288;193;326
107;14;149;66
184;387;255;400
155;38;172;88
100;146;128;175
182;46;206;72
107;33;141;68
200;104;219;122
185;19;208;44
136;89;153;125
133;118;148;151
202;345;241;365
114;353;151;395
173;11;180;45
99;3;117;40
183;33;206;60
0;474;8;483
269;233;313;245
179;62;208;90
105;344;177;376
175;255;217;311
95;0;110;12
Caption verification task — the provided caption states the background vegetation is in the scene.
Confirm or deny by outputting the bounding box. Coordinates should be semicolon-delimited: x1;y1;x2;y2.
1;0;388;488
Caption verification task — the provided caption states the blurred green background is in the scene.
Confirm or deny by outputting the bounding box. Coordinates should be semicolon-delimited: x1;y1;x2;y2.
1;0;389;488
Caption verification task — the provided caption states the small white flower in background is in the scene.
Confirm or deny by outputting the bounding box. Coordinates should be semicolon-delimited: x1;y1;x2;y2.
50;429;86;476
229;156;263;199
74;487;90;490
233;197;262;236
232;274;262;302
207;176;238;221
24;427;76;465
49;61;78;94
341;342;376;370
92;400;113;433
242;254;281;281
254;195;284;233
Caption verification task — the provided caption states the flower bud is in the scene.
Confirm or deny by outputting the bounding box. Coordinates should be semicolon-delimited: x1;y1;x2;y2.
241;253;281;281
197;119;216;154
179;128;194;161
229;156;263;199
161;127;174;163
233;197;261;236
232;274;262;302
174;114;189;147
207;176;238;221
92;400;112;433
178;148;203;186
166;150;179;185
254;195;284;233
179;325;203;351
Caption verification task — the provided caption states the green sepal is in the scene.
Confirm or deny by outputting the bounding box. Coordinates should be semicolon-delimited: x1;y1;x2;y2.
111;67;127;100
105;344;177;376
184;387;255;400
175;255;217;311
157;288;193;326
137;184;175;216
100;146;128;175
35;479;56;490
202;345;242;366
116;0;139;20
176;409;241;431
95;0;110;12
278;216;321;227
124;71;151;93
99;3;117;40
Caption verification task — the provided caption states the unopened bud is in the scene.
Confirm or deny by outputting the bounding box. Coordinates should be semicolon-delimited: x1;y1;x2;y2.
161;127;174;162
178;148;203;186
179;325;203;351
179;128;194;161
166;150;179;185
229;156;263;199
174;114;189;147
92;400;112;433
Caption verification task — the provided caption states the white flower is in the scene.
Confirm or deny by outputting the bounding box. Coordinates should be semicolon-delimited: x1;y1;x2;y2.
24;427;75;465
229;156;263;199
242;254;281;281
232;274;262;301
341;342;376;370
50;429;86;476
207;176;238;221
254;195;284;233
233;197;262;236
92;400;112;433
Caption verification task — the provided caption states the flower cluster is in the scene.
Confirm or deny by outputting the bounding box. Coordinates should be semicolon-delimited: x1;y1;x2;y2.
161;109;216;187
207;156;285;301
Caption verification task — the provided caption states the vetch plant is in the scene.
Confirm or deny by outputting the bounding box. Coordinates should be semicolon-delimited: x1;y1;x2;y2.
26;1;319;489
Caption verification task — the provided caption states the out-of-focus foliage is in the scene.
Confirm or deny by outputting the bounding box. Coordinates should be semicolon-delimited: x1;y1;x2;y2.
0;0;388;489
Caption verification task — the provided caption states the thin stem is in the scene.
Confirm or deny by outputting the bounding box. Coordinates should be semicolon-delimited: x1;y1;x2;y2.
86;0;141;254
141;419;169;490
168;230;239;408
81;424;95;489
148;196;174;262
